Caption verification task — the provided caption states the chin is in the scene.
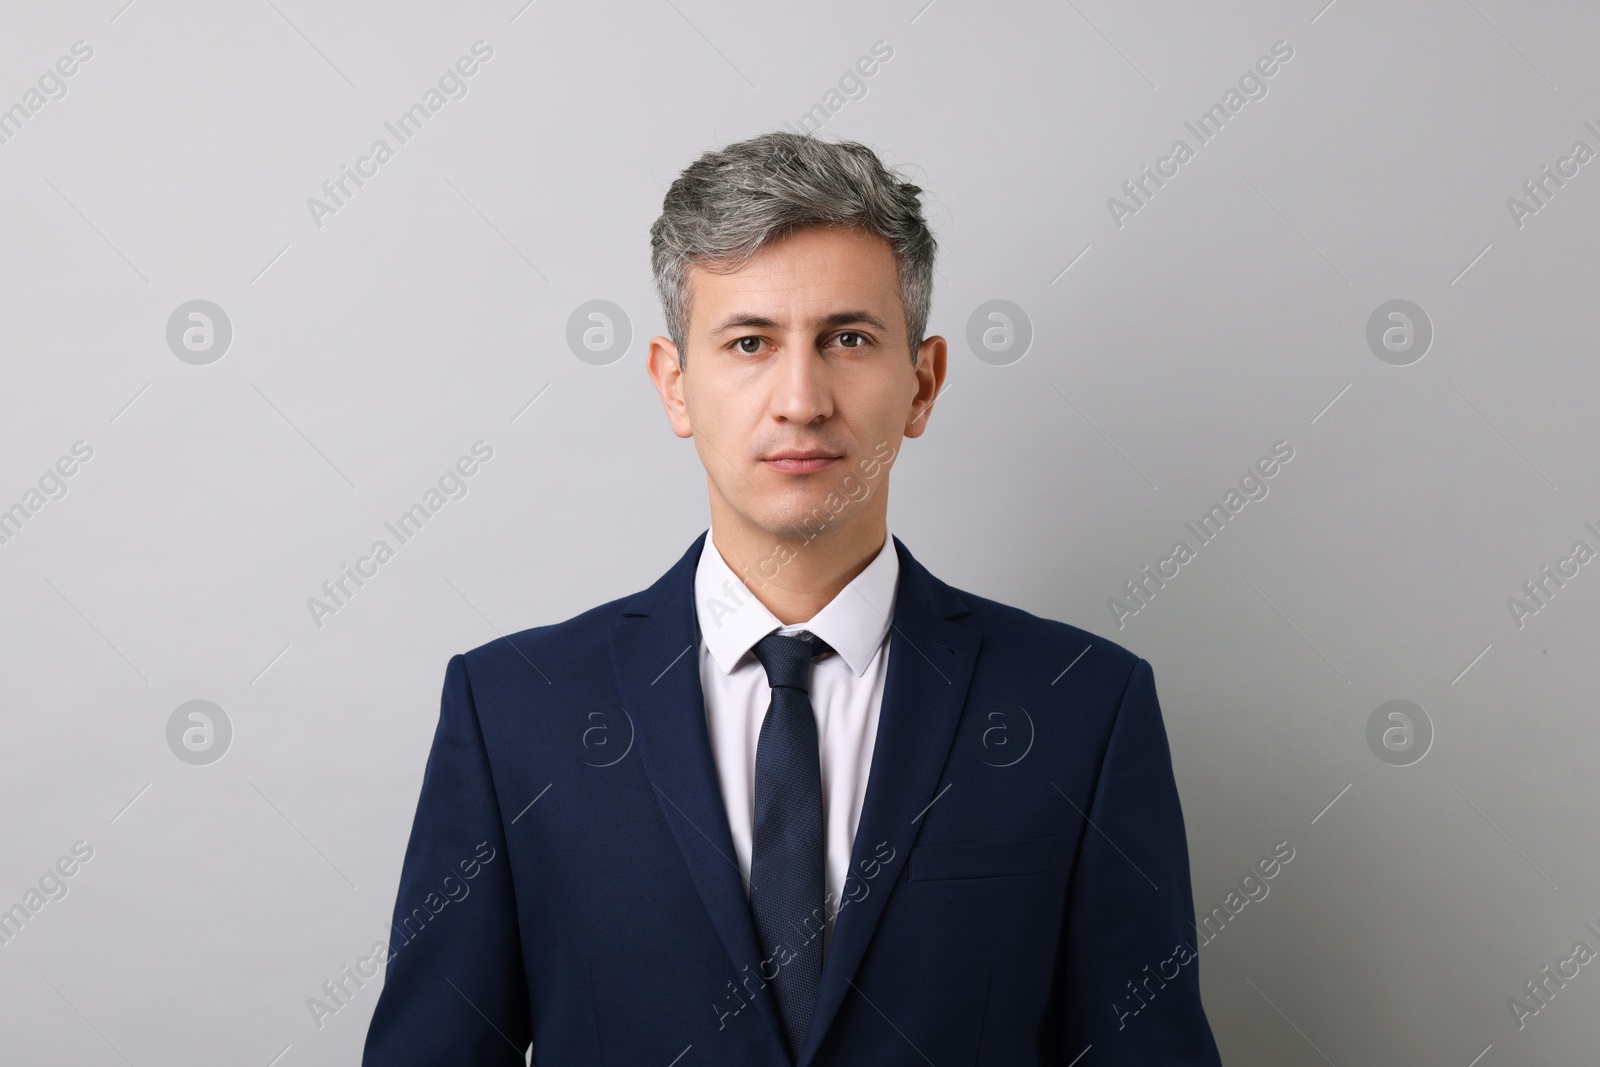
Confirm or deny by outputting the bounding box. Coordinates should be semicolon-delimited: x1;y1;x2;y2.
735;500;832;542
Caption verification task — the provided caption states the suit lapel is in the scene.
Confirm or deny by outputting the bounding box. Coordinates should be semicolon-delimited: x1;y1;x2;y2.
608;532;981;1067
607;531;790;1060
795;534;981;1067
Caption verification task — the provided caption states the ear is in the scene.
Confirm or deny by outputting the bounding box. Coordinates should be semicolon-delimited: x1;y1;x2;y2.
647;336;695;439
903;334;947;439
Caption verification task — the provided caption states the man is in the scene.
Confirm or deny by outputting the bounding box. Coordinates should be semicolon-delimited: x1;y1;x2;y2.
363;131;1223;1065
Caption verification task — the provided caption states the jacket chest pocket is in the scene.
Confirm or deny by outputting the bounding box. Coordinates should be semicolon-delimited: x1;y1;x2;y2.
908;835;1056;881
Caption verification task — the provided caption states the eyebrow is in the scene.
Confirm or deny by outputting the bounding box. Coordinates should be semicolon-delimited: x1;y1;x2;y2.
709;309;894;336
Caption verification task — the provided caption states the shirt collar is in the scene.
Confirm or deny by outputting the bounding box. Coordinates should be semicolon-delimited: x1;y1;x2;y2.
693;524;899;678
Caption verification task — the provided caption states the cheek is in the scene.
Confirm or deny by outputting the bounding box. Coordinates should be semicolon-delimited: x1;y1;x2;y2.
689;397;759;473
855;373;915;434
693;373;761;423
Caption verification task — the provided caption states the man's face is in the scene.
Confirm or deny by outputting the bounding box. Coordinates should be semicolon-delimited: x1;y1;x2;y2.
647;224;945;545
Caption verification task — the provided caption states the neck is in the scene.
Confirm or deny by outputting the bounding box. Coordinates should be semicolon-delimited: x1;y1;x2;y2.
708;502;888;626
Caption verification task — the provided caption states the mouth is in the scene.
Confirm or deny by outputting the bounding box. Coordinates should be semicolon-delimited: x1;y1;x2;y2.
762;451;841;474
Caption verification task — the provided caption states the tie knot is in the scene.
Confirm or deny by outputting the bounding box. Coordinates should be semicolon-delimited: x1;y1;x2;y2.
752;630;833;692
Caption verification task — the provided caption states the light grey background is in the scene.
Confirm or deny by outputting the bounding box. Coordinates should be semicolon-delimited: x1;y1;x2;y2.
3;0;1597;1063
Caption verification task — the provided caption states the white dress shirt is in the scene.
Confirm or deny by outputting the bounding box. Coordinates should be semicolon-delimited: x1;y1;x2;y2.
693;524;899;959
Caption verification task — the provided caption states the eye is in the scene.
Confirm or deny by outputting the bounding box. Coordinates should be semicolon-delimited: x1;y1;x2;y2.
733;336;764;355
836;331;869;349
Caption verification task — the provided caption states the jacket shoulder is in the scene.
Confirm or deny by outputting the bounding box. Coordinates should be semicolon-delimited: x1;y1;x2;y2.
455;587;642;686
947;584;1142;687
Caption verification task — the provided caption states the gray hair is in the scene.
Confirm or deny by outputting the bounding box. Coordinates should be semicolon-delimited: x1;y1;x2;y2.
649;129;937;370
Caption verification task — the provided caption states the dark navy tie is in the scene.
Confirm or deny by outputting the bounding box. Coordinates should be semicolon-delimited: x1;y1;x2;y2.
749;629;832;1060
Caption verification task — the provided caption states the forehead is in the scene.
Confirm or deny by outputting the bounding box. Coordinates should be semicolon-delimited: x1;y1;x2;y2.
687;225;901;330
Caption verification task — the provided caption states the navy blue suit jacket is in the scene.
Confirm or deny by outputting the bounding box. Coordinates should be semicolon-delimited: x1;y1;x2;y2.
363;531;1223;1065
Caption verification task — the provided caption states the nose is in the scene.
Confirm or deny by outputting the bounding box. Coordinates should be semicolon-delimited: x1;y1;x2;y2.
769;344;833;426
